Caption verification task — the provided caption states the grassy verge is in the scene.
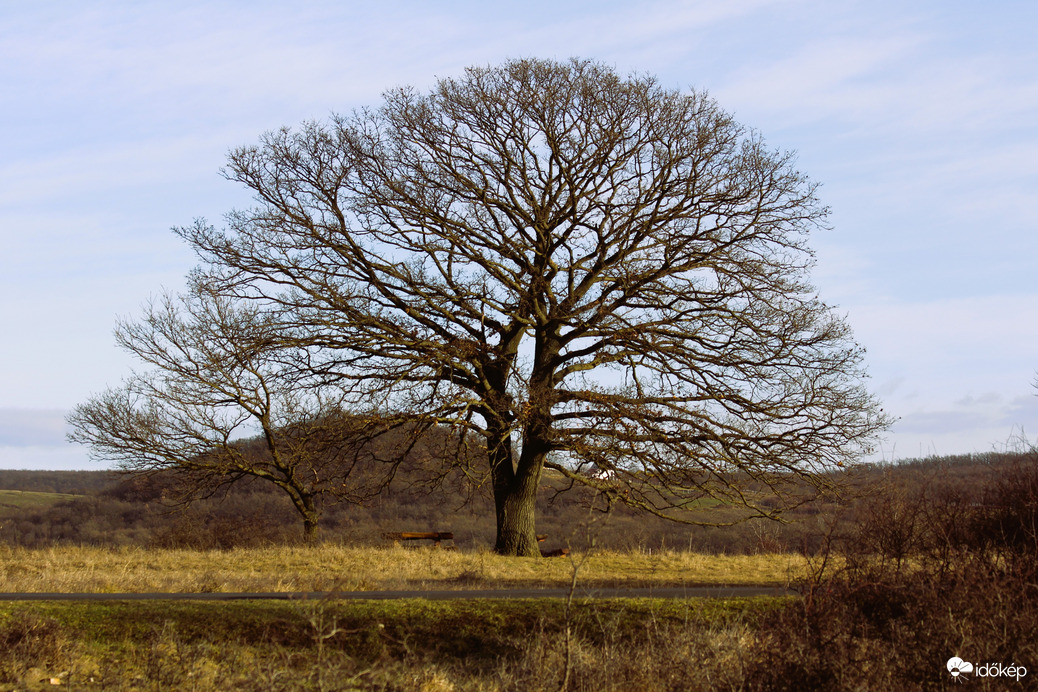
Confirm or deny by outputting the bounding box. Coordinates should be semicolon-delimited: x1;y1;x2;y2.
0;545;809;593
0;596;788;691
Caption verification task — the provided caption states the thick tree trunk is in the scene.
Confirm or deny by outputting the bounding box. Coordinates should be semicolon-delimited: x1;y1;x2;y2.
488;423;542;556
485;346;554;557
303;515;319;546
494;471;541;556
297;492;319;547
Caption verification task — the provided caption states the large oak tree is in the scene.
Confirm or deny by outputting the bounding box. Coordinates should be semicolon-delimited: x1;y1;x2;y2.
77;58;889;556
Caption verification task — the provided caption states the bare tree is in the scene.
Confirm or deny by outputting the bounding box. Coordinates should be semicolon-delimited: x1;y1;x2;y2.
67;282;408;545
100;58;888;556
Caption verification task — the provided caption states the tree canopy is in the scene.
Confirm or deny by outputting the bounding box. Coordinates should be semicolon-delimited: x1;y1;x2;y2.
73;58;889;555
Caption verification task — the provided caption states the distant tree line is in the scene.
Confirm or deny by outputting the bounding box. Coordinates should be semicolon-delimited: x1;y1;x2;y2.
1;451;1031;554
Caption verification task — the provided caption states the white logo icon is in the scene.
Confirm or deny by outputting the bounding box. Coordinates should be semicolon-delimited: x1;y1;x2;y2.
947;657;974;678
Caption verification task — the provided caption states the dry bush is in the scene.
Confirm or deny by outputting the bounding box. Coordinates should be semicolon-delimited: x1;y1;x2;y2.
0;609;73;684
745;452;1038;691
748;560;1038;690
495;617;754;691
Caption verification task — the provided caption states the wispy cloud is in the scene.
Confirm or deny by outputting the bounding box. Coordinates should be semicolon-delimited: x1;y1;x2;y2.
0;408;69;447
853;293;1038;457
849;294;1038;378
0;445;97;471
880;388;1038;460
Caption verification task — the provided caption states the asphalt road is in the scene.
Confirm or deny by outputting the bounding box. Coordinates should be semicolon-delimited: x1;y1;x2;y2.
0;585;792;601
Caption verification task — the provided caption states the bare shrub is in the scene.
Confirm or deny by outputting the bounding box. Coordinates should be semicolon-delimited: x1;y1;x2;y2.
746;452;1038;690
0;610;71;684
496;615;753;691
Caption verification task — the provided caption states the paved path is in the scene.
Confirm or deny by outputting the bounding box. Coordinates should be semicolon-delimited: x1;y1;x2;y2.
0;585;792;601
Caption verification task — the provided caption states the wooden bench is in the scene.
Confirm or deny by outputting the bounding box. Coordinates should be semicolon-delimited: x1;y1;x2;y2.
541;547;570;557
383;531;455;547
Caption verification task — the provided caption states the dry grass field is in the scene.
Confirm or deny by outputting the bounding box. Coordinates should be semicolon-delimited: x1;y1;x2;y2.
0;453;1033;689
0;546;803;690
0;544;809;593
0;596;782;691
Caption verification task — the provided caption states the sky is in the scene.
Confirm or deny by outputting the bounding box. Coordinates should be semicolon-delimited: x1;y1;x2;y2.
1;0;1036;470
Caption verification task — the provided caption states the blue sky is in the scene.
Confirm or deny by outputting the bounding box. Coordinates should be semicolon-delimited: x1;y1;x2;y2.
2;0;1036;469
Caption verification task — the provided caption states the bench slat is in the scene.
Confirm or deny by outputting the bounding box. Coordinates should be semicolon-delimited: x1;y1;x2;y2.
382;532;454;541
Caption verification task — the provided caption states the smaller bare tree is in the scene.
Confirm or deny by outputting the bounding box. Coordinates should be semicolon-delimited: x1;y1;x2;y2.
67;281;407;545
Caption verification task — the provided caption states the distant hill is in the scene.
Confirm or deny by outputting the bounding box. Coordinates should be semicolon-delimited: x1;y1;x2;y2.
0;469;119;494
0;451;1032;553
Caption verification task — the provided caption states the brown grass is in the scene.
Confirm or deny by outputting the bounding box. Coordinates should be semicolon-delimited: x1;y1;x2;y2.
0;597;781;691
0;544;808;593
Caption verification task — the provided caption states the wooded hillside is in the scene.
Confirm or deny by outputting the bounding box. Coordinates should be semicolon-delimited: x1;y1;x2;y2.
1;451;1029;554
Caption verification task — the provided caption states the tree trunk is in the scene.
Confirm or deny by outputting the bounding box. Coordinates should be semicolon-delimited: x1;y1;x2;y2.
297;491;319;547
494;471;541;556
488;423;541;556
303;515;319;547
493;364;555;556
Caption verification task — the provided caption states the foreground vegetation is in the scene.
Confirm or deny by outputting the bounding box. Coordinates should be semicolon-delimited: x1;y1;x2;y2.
0;450;1035;689
2;546;1035;692
1;597;785;691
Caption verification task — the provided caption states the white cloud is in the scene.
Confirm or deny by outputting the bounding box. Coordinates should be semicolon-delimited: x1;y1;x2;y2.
0;409;69;447
878;389;1038;461
849;294;1038;376
0;445;98;471
849;294;1038;458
